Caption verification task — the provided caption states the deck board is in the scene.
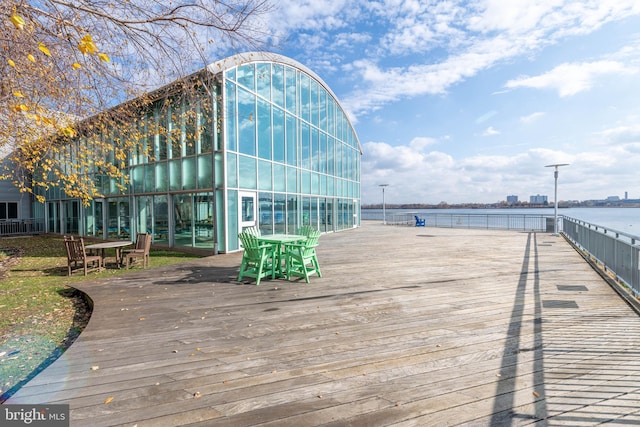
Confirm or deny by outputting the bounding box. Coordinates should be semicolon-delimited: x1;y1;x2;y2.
7;222;640;426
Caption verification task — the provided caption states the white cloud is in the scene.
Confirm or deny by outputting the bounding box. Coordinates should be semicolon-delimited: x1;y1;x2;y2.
483;126;500;136
520;112;546;123
334;1;640;116
505;60;638;97
360;137;640;205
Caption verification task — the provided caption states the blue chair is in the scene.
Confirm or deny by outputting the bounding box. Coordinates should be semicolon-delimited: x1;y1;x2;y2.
415;215;426;227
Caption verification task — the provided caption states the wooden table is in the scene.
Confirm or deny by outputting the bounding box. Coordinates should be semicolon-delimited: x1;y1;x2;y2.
85;241;133;268
257;234;306;277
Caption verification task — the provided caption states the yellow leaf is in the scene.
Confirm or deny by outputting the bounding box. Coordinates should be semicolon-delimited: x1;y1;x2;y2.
8;59;15;67
98;52;110;63
78;35;98;55
14;104;29;112
27;54;35;63
72;62;82;69
104;397;114;404
38;42;51;56
62;126;76;137
11;15;25;30
12;91;24;98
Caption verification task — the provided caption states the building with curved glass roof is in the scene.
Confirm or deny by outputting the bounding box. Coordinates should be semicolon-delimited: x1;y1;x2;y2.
34;52;362;253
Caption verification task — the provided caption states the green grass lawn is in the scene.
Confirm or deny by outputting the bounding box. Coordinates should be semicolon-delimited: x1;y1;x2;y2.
0;235;202;401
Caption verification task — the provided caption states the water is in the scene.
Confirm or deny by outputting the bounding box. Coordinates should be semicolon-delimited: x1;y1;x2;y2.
363;207;640;237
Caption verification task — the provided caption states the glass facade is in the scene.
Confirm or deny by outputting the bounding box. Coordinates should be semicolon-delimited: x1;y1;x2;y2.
34;53;361;253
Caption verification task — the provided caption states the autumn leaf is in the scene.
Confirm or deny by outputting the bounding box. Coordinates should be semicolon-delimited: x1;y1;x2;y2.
98;53;110;63
27;54;36;63
104;396;114;404
72;63;82;69
62;126;76;137
8;59;15;67
13;91;24;98
78;34;98;55
38;42;51;56
10;14;25;30
14;104;29;112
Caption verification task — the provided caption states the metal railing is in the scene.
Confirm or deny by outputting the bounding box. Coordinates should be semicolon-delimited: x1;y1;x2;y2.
0;219;46;236
562;216;640;297
364;212;556;232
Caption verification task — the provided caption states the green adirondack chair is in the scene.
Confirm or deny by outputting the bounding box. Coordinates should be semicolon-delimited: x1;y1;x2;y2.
237;232;276;285
283;230;322;283
296;225;316;237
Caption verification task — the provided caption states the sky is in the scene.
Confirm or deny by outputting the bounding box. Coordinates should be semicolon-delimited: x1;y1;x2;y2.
258;0;640;205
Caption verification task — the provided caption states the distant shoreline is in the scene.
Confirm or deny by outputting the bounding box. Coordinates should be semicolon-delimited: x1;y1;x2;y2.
362;204;640;210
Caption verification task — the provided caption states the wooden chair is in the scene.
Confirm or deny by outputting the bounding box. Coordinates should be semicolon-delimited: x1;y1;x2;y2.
243;226;262;237
284;230;322;283
296;225;316;237
237;232;276;285
64;237;102;276
122;233;152;269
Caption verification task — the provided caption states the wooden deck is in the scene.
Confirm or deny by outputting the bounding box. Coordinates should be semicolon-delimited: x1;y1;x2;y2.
8;222;640;426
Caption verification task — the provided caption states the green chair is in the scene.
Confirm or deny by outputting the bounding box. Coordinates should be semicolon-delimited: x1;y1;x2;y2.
237;232;276;285
244;226;261;237
296;225;316;237
284;230;322;283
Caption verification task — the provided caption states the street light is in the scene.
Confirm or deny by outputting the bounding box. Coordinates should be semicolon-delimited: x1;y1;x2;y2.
379;184;389;225
545;163;569;236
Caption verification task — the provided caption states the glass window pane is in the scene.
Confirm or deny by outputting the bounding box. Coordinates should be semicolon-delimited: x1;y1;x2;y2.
226;153;237;188
273;107;285;163
287;166;297;193
132;165;144;193
225;81;237;151
273;163;285;192
301;170;310;194
274;193;285;233
237;63;255;91
227;189;238;251
257;98;271;160
198;154;213;189
311;127;319;172
286;113;297;166
241;195;254;222
238;87;256;156
144;164;154;192
319;89;327;131
174;194;193;247
256;63;271;100
182;157;196;190
258;160;272;191
285;67;297;114
301;122;310;170
224;68;236;81
194;193;213;248
169;159;181;191
300;74;310;123
311;79;319;127
155;162;167;191
258;192;273;235
272;64;284;108
238;155;257;189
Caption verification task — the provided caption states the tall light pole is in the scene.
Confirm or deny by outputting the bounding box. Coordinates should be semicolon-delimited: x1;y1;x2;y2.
545;163;569;236
379;184;389;225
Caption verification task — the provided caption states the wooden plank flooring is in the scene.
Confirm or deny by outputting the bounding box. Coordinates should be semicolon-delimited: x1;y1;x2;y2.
7;222;640;426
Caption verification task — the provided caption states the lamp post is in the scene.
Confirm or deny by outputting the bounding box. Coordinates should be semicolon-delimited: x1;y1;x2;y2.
545;163;569;236
379;184;389;225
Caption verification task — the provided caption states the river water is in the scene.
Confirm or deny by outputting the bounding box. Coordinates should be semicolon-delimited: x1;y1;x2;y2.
363;207;640;237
